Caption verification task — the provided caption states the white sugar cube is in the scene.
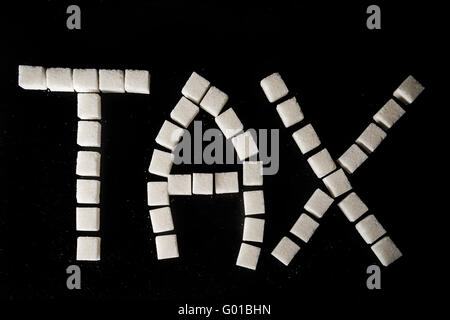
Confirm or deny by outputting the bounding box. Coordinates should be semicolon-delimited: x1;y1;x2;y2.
76;151;101;177
304;188;334;219
290;213;319;243
292;124;321;154
276;97;304;128
181;72;210;103
125;69;150;94
192;173;213;195
393;75;424;105
147;181;169;206
149;207;174;233
371;236;402;266
243;217;265;243
243;190;265;215
231;131;259;161
243;161;263;186
355;215;386;244
260;73;289;103
155;234;179;260
76;179;100;204
73;68;99;92
76;236;101;261
356;123;387;153
200;86;228;116
215;172;239;194
155;121;185;151
215;108;244;139
170;96;199;128
337;144;368;174
337;192;368;222
148;149;174;178
236;243;261;270
18;65;46;90
307;149;337;178
77;93;101;120
373;99;405;129
168;174;192;195
77;121;101;148
271;236;300;266
99;69;125;93
322;169;352;198
46;68;74;92
76;207;100;231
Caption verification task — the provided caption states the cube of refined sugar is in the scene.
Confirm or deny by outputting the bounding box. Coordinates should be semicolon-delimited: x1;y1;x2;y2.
170;96;199;128
322;169;352;198
73;68;99;92
356;123;387;153
231;131;259;161
192;173;213;195
148;149;174;177
76;179;100;204
290;213;319;243
307;149;337;178
242;218;265;243
155;121;185;151
215;108;244;139
236;243;261;270
371;236;402;266
155;234;179;260
260;73;289;103
168;174;192;195
46;68;74;92
355;215;386;244
243;190;265;215
373;99;405;129
76;207;100;231
304;188;334;219
181;72;210;103
149;206;174;233
215;172;239;194
243;161;263;186
99;69;125;93
18;65;46;90
76;236;101;261
77;93;101;120
271;236;300;266
76;151;101;177
147;181;169;206
337;144;368;174
276;97;304;128
292;124;321;154
337;192;368;222
393;75;424;105
77;121;101;148
200;86;228;116
125;69;150;94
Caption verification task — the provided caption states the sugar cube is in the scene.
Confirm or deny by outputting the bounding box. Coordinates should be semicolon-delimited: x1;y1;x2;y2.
77;121;101;148
18;65;46;90
200;86;228;116
76;151;101;177
276;97;304;128
148;149;174;178
322;169;352;198
371;236;402;266
393;75;424;105
76;179;100;204
355;215;386;244
73;68;99;92
147;181;169;206
242;217;265;243
260;73;289;103
373;99;405;130
337;192;368;222
76;236;101;261
215;172;239;194
125;69;150;94
181;72;210;103
215;108;244;139
243;190;265;215
304;188;334;219
231;131;259;161
290;213;319;243
292;124;321;154
170;96;199;128
236;243;261;270
243;161;263;186
149;207;174;233
168;174;192;195
271;236;300;266
337;144;368;174
76;207;100;231
155;234;179;260
99;69;125;93
356;123;387;153
192;173;213;195
155;121;185;151
46;68;74;92
307;149;337;178
77;93;101;120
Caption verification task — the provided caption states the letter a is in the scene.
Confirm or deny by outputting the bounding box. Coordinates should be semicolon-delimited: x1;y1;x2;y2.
66;265;81;290
66;5;81;30
366;264;381;289
366;5;381;30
